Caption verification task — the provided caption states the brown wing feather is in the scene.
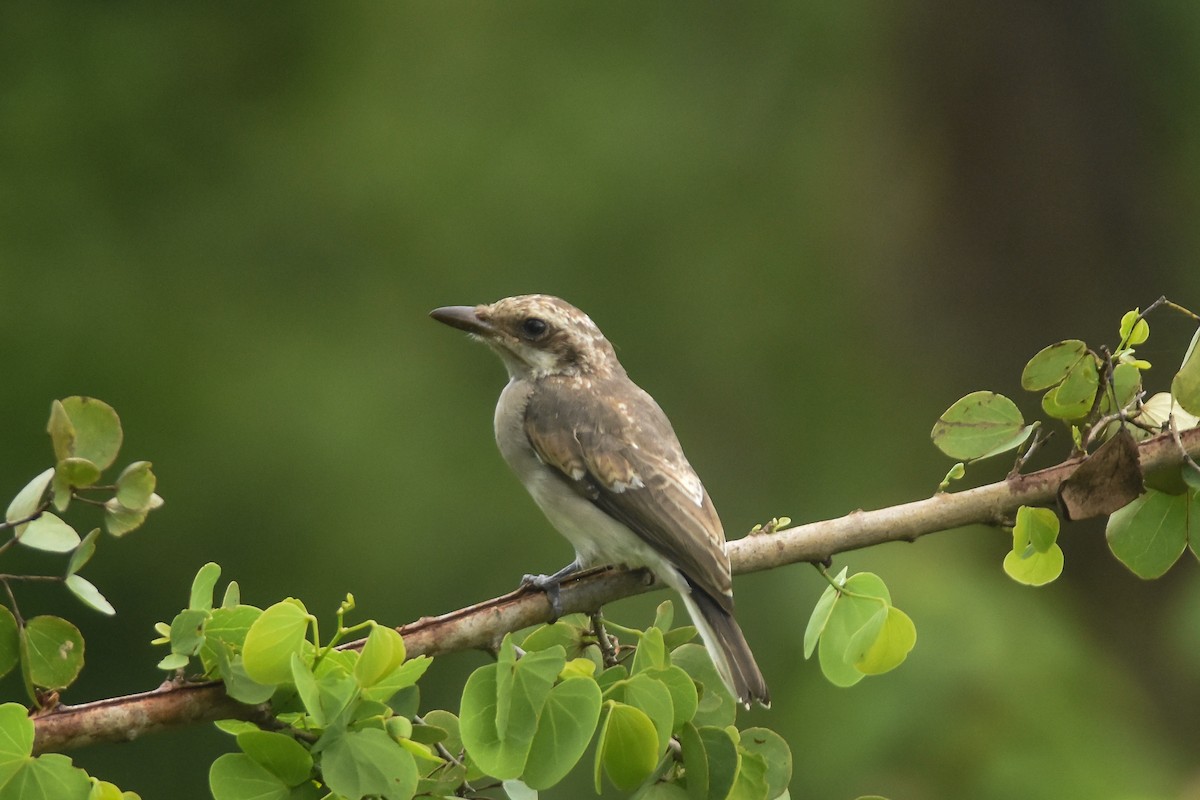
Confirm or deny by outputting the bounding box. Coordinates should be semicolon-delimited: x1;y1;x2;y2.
524;376;734;610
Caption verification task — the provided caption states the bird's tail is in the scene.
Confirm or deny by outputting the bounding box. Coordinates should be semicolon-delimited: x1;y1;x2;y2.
680;587;770;709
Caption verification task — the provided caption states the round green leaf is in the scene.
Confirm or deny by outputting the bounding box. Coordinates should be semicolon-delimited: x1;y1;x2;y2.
66;529;100;576
1042;356;1100;420
739;727;792;800
0;608;19;680
5;469;54;534
1172;327;1200;417
190;563;222;612
242;599;309;685
53;397;123;471
1003;543;1065;587
642;666;699;732
102;497;153;538
596;702;660;792
931;392;1028;461
54;459;100;490
619;673;674;755
0;702;34;763
851;606;917;674
169;609;210;656
670;644;735;728
521;677;603;790
46;400;75;465
236;730;313;787
729;748;769;800
156;653;189;671
209;753;291;800
355;624;407;689
18;513;80;553
1014;506;1059;553
696;725;739;800
65;575;115;616
115;462;156;512
0;752;91;800
1106;489;1189;579
1021;340;1088;391
804;583;839;660
1119;309;1150;347
24;615;85;690
502;779;538;800
818;592;883;687
320;728;418;800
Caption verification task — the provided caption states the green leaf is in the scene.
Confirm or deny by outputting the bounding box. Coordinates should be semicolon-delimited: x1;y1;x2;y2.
631;626;667;675
460;647;565;780
50;397;123;471
1021;340;1088;391
0;752;92;800
1107;489;1189;578
696;725;740;800
803;582;839;660
653;600;675;632
24;616;85;690
360;656;432;704
851;606;917;674
521;677;603;790
102;499;148;538
1015;506;1059;553
169;609;210;656
635;784;690;800
0;608;19;680
1101;362;1142;417
5;469;54;535
817;575;889;687
215;720;262;737
18;513;80;553
595;702;660;793
115;462;156;512
1042;356;1100;420
930;392;1029;461
728;747;769;800
290;654;323;725
670;644;736;728
211;644;277;705
1119;309;1150;347
66;529;100;576
188;563;220;612
156;653;189;671
236;730;313;787
222;581;241;609
1173;327;1200;417
677;721;708;800
200;605;262;672
521;621;586;657
738;728;791;800
243;600;310;685
209;753;292;800
54;458;100;491
320;728;418;800
1003;544;1065;586
618;674;674;755
65;575;115;616
355;625;407;689
642;666;699;732
503;778;538;800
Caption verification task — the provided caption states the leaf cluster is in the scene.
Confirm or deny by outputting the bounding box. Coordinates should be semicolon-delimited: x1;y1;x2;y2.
0;398;164;798
928;301;1200;584
458;602;792;800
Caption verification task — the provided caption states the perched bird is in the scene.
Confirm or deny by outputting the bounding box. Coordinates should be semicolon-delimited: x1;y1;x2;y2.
430;295;769;707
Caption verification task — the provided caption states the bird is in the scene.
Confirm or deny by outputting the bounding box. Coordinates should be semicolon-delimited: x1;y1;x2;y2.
430;294;769;708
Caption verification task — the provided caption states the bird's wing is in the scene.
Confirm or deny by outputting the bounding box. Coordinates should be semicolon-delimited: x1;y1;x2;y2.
524;377;734;610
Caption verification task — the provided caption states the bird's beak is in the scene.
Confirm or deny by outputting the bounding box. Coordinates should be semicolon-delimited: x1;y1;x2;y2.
429;305;494;336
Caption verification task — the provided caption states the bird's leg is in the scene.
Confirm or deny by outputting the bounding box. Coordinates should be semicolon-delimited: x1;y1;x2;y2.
521;560;581;621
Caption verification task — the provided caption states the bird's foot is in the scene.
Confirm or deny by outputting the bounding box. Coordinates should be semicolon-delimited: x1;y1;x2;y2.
520;560;581;621
521;572;565;620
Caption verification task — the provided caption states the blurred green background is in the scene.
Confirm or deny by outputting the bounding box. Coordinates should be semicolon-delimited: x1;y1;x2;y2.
3;4;1200;798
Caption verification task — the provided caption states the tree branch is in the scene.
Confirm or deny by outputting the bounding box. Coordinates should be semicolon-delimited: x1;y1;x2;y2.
31;426;1200;754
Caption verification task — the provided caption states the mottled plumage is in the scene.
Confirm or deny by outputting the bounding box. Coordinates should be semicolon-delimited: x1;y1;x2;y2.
431;294;769;707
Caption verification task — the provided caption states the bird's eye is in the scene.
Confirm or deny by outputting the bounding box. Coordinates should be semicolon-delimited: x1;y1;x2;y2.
521;317;549;339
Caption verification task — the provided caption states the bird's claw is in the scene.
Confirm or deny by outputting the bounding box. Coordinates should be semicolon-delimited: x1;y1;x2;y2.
521;573;564;621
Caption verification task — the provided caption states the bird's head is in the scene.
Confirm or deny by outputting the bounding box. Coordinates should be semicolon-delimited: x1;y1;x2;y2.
430;294;622;380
